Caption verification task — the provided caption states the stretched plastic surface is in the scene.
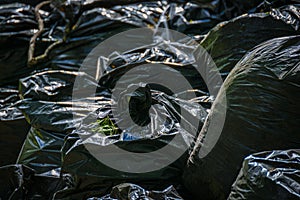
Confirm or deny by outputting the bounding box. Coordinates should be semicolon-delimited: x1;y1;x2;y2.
183;36;300;199
200;4;300;79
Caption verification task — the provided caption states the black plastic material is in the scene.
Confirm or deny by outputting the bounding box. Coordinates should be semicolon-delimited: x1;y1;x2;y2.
0;3;37;86
0;3;37;166
200;4;300;79
0;164;66;200
0;86;30;166
2;0;300;199
183;36;300;199
89;183;183;200
228;150;300;200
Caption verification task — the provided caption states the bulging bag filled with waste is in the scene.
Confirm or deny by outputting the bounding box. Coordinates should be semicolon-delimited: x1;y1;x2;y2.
200;4;300;79
183;35;300;199
19;29;211;196
53;21;225;198
26;0;281;73
17;2;225;194
228;149;300;200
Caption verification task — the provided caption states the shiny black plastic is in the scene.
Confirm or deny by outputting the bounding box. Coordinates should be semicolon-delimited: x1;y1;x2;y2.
228;150;300;200
89;183;183;200
183;36;300;199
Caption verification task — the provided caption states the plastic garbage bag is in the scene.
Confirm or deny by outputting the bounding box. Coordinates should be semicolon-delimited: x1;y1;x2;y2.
88;183;183;200
0;3;37;87
17;127;66;174
12;1;300;199
17;71;96;174
183;35;300;199
0;164;66;200
0;87;30;166
27;0;279;71
17;2;218;195
228;149;300;200
0;3;37;166
200;4;300;79
18;38;208;196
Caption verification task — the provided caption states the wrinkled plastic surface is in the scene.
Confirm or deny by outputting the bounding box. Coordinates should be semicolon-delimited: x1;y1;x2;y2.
18;48;207;197
228;149;300;200
0;164;66;200
88;183;183;200
4;0;300;199
0;86;30;166
0;3;37;166
183;35;300;199
27;0;282;71
0;3;37;86
17;2;222;192
200;4;300;79
17;127;66;174
17;71;95;175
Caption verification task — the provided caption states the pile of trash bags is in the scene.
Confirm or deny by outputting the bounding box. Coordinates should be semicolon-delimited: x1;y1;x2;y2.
0;0;299;199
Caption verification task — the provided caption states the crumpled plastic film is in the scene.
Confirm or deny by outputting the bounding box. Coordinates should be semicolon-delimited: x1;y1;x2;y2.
228;149;300;200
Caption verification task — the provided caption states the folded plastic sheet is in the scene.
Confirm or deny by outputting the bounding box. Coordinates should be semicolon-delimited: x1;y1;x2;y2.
88;183;183;200
228;149;300;200
200;4;300;79
183;36;300;199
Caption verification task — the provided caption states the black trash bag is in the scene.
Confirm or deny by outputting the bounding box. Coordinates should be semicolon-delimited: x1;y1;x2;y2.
0;3;37;87
0;4;38;164
0;86;30;167
27;0;280;71
26;0;150;72
17;71;98;174
17;127;66;174
18;70;91;133
87;183;183;200
53;22;216;197
18;0;215;176
80;0;295;36
228;149;300;200
183;35;300;199
200;4;300;80
19;37;208;196
0;164;66;200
